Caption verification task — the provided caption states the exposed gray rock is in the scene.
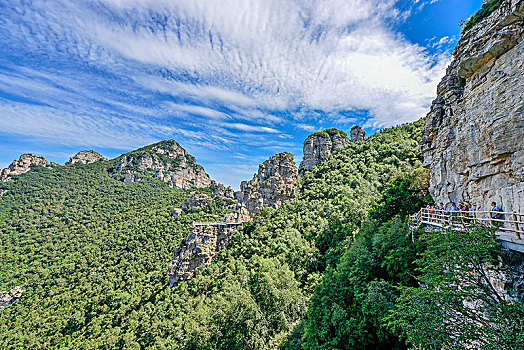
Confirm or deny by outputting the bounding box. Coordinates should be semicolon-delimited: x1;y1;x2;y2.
168;223;242;287
223;202;251;223
421;0;524;213
210;180;235;198
180;192;213;210
112;140;211;189
65;150;105;165
238;152;298;214
350;125;366;142
123;172;136;184
172;208;183;217
1;154;54;182
298;128;351;176
0;286;23;310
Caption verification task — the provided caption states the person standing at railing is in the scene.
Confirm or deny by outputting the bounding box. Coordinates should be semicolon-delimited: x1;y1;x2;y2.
424;204;431;223
437;203;444;225
429;205;436;223
465;202;473;225
490;202;502;228
459;203;468;225
448;202;458;224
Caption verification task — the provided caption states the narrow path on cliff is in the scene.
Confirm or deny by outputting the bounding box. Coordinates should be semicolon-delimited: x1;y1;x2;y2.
410;208;524;252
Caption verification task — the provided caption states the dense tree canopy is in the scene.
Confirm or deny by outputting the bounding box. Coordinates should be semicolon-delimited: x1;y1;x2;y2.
2;119;517;349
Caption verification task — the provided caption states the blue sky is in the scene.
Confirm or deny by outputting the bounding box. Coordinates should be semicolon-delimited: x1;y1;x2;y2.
0;0;482;188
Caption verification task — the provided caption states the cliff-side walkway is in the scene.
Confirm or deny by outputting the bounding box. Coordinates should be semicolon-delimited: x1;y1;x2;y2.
410;209;524;253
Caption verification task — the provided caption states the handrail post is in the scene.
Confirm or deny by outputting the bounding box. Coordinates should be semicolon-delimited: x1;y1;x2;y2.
513;212;520;239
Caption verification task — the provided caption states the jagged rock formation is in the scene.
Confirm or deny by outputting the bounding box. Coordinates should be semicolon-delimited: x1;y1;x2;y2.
180;192;213;209
0;286;23;310
484;253;524;304
1;154;54;182
112;140;211;189
298;127;365;176
350;125;366;142
298;128;350;176
210;180;235;198
167;153;298;287
421;0;524;213
238;152;298;214
123;172;137;184
167;223;242;287
65;150;105;165
223;202;251;223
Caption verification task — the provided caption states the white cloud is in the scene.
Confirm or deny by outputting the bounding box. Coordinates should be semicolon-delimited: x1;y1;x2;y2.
0;0;452;186
221;123;279;133
2;0;448;126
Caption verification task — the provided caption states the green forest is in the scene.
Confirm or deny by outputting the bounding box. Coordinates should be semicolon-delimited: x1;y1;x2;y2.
1;119;523;349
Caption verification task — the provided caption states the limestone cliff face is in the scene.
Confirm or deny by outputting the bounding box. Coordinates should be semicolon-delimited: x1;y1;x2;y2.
350;125;366;143
299;128;350;176
112;140;211;189
238;152;298;214
298;126;365;176
210;180;235;199
167;223;241;287
1;154;55;182
65;150;105;165
422;0;524;213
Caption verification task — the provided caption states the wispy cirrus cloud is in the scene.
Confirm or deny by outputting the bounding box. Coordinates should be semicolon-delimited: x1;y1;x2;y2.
0;0;453;187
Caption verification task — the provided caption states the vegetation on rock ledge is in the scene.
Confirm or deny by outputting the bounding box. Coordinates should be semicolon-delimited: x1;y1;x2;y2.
461;0;503;32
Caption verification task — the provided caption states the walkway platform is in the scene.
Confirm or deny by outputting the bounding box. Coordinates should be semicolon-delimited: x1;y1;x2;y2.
411;209;524;254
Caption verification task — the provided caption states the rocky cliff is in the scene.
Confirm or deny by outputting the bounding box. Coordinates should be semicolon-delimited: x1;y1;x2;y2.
350;125;366;143
65;150;105;165
1;154;56;182
167;223;242;287
238;152;299;214
0;286;23;310
111;140;211;189
209;180;235;199
298;126;365;176
167;153;298;287
421;0;524;213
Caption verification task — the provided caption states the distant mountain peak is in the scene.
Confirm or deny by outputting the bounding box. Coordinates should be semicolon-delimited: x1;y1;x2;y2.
111;139;211;189
0;154;56;182
65;150;106;165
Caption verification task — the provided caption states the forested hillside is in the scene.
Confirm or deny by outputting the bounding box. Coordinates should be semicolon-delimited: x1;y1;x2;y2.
0;161;231;348
0;119;427;348
3;119;519;349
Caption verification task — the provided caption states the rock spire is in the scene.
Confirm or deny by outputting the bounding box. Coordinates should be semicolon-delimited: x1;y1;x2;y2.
298;126;365;176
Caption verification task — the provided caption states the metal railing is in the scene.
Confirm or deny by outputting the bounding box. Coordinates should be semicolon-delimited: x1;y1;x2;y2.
410;208;524;239
192;221;247;227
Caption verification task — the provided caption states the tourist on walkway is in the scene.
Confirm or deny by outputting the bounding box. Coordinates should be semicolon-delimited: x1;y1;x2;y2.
490;201;502;228
437;203;444;224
